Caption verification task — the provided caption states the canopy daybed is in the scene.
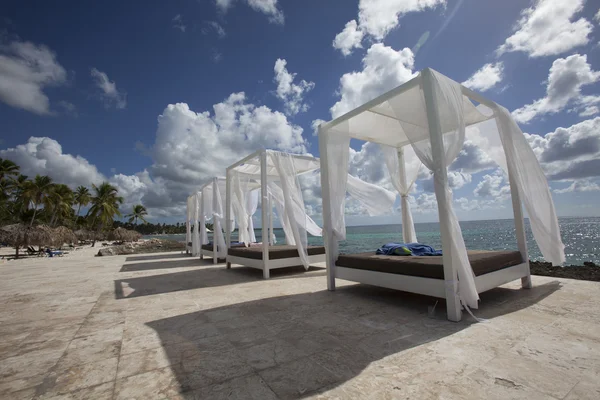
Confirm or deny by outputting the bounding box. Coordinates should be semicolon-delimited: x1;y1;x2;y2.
318;68;565;322
225;149;327;279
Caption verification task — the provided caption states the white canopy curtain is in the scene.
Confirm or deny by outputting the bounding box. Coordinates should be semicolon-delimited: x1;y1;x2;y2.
185;195;193;252
319;68;564;321
191;192;201;257
195;178;232;259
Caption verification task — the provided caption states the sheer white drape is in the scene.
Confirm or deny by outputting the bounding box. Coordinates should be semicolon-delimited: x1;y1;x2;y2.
322;123;350;260
269;152;310;269
245;190;259;243
387;69;479;308
494;106;565;265
268;182;322;241
185;196;192;248
191;193;201;256
380;145;420;242
346;174;396;216
231;173;251;245
211;178;228;258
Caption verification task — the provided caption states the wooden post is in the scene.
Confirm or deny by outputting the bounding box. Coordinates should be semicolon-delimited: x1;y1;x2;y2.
199;190;204;260
268;194;274;245
397;147;411;243
212;178;218;265
261;151;270;279
318;125;336;291
422;68;462;322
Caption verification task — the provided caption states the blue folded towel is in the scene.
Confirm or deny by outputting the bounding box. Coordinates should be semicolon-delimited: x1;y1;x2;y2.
376;243;442;256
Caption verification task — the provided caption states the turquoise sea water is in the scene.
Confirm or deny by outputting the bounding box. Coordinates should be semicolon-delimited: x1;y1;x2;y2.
146;217;600;265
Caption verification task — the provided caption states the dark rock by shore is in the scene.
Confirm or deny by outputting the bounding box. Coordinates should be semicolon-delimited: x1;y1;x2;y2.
530;261;600;282
96;239;185;256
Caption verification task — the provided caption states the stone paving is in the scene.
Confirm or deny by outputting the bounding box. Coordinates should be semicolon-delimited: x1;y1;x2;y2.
0;248;599;399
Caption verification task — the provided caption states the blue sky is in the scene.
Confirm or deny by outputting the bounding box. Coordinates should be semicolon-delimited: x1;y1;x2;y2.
1;0;599;224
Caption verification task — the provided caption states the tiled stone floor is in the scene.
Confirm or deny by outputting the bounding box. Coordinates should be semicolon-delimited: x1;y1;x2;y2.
0;248;599;399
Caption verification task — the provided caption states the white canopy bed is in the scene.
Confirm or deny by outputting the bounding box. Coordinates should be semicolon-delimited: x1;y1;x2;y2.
225;149;327;279
225;149;397;279
318;68;565;322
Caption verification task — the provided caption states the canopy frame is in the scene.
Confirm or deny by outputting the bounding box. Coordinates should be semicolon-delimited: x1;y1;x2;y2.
225;149;324;278
319;68;534;322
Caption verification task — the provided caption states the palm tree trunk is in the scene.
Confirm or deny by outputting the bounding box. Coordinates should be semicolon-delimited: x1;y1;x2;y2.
30;203;38;227
76;204;82;217
50;208;58;227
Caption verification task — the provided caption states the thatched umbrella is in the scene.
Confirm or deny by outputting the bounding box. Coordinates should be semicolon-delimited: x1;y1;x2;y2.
75;229;92;241
108;227;129;242
53;226;78;246
0;224;54;258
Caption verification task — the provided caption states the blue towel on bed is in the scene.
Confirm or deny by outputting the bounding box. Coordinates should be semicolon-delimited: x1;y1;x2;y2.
376;243;442;256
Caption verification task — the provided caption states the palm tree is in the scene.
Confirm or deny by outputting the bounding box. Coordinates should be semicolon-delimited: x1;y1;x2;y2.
22;175;54;227
0;158;19;181
74;186;91;217
46;184;74;226
87;182;123;245
125;204;148;225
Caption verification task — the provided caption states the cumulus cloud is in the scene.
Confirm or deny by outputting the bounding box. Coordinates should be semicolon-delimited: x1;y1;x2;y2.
462;62;504;92
473;171;510;200
525;117;600;181
497;0;593;58
216;0;284;24
421;171;472;193
90;68;127;109
330;43;416;118
332;20;364;56
512;54;600;123
311;119;327;136
332;0;445;55
554;179;600;194
273;58;315;116
0;39;67;114
172;14;186;32
451;140;496;173
0;137;105;187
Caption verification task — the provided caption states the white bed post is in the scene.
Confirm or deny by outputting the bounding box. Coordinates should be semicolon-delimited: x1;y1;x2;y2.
225;170;232;269
268;194;274;245
212;178;218;265
397;147;411;243
260;150;270;279
507;168;532;288
318;125;336;291
422;68;462;322
199;191;204;260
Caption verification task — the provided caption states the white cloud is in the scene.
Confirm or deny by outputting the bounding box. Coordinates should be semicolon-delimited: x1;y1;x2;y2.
216;0;284;24
474;170;510;199
90;68;127;110
203;21;226;38
451;140;496;173
172;14;186;32
330;43;416;118
311;119;326;136
273;58;315;116
0;137;105;188
596;9;600;23
57;100;77;117
579;105;598;117
462;62;504;92
332;0;445;55
0;39;67;115
497;0;593;58
513;54;600;123
525;117;600;181
332;20;364;56
421;171;472;192
554;179;600;194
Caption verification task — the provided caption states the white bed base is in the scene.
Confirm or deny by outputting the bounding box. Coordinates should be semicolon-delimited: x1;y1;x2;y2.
334;262;531;299
227;253;326;279
199;248;226;264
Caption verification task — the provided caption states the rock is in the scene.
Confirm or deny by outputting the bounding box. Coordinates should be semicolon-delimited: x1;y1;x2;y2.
583;261;596;267
97;248;116;256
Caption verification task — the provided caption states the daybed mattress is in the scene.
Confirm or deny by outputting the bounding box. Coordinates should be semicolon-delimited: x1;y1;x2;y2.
336;250;522;279
228;245;326;260
201;242;244;252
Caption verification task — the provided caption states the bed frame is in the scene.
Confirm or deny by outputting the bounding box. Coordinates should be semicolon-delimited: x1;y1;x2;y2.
318;70;533;322
227;250;326;279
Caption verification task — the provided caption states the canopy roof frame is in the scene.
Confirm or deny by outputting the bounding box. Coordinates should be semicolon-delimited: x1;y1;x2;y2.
225;149;321;279
318;68;534;322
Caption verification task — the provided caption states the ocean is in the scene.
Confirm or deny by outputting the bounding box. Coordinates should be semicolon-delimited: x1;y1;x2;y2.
146;217;600;265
